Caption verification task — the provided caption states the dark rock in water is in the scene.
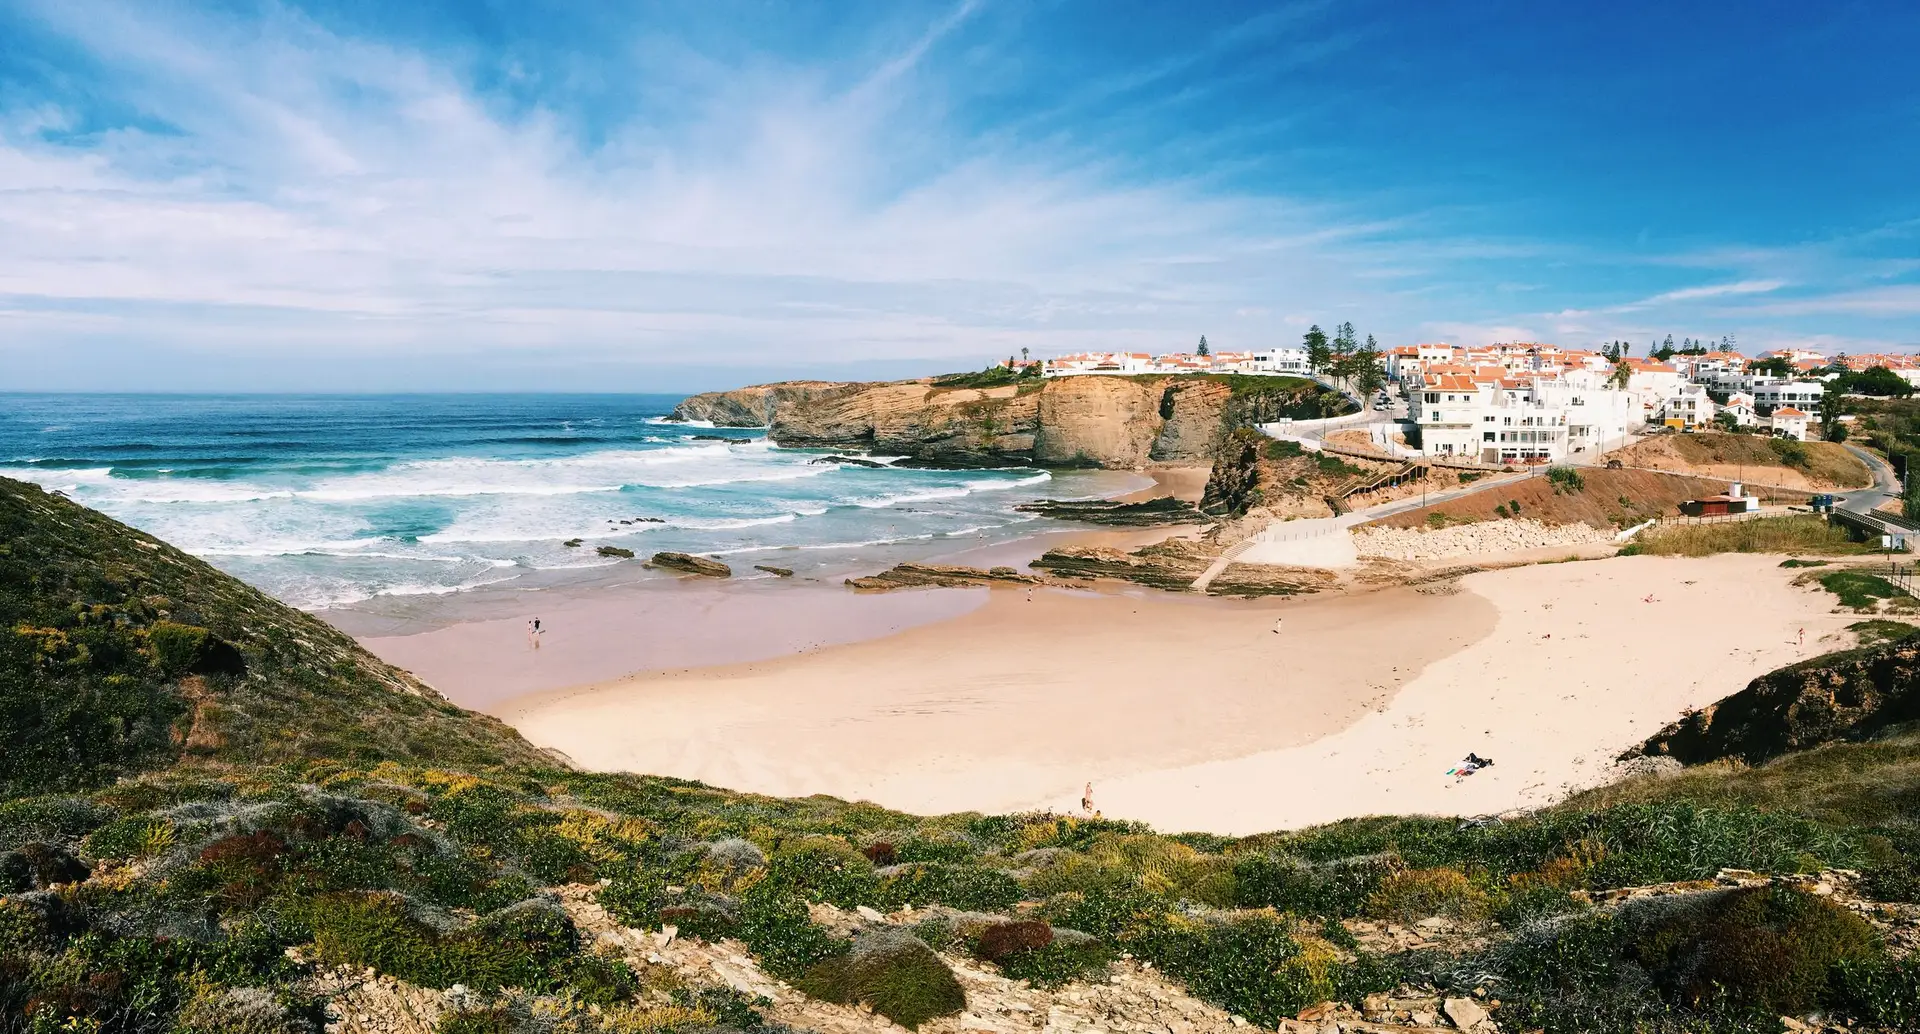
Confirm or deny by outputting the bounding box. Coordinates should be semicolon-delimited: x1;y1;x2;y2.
562;538;583;548
845;563;1050;591
1631;630;1920;766
754;565;795;577
690;434;748;442
648;551;731;577
633;516;665;523
809;455;889;468
597;545;636;559
1015;496;1204;527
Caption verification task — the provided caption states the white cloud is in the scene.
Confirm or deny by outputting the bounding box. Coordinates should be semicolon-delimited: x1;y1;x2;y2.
0;0;1441;386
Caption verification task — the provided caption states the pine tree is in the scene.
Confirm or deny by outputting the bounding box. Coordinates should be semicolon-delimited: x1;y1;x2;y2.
1196;335;1209;357
1304;325;1331;374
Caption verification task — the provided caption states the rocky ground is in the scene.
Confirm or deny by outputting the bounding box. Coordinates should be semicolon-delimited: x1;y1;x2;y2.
1351;519;1610;562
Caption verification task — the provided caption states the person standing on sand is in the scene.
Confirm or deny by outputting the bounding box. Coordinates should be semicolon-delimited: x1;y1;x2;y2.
1272;617;1283;635
533;617;543;649
1798;628;1805;647
1081;782;1094;815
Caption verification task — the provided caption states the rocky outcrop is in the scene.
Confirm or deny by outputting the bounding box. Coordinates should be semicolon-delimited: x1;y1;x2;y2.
1632;635;1920;766
1201;427;1265;516
1013;497;1204;526
844;563;1051;591
671;375;1339;470
645;552;732;577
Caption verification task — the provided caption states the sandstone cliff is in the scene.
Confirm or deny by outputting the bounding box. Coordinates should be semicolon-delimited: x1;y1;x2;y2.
671;375;1334;469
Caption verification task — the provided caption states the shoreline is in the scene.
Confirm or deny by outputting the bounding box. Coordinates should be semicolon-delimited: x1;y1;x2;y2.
343;464;1213;707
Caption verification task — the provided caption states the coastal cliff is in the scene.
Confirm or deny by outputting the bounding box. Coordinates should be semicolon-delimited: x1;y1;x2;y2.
1632;626;1920;766
671;374;1340;469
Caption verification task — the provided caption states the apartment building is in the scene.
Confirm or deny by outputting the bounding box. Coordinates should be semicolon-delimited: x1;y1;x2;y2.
1410;366;1632;463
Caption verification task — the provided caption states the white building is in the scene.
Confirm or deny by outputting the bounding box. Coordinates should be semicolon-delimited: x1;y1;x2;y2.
1720;391;1758;427
1655;382;1718;429
1769;407;1811;441
1747;378;1826;416
1410;367;1633;463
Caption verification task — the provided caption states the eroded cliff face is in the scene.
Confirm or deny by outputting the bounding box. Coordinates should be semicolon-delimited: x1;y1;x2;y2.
1633;634;1920;766
672;376;1235;469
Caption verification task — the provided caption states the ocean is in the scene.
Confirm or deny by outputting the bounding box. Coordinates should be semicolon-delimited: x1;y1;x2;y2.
0;393;1141;610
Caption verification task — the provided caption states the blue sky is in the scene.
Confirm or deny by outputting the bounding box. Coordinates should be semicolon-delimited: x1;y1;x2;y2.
2;0;1918;391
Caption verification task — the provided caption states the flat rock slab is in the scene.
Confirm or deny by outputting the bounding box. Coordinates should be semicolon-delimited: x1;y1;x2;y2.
647;551;732;577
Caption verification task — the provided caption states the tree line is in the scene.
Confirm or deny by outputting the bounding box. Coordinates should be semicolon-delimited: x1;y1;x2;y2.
1301;322;1387;400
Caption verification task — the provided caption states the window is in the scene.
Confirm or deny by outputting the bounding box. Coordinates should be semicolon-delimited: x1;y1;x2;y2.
1425;392;1439;404
1483;431;1495;441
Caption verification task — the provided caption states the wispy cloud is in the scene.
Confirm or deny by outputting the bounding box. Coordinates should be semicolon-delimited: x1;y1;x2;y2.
2;1;1917;389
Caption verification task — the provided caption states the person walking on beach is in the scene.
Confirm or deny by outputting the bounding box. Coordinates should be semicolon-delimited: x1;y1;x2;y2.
533;617;543;649
1272;617;1283;635
1797;627;1805;647
1081;782;1094;815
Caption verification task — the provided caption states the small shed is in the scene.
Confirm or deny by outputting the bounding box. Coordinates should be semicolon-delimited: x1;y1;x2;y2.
1679;481;1762;518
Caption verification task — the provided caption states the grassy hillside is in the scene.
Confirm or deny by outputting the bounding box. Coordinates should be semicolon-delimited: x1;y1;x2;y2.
4;477;1920;1033
0;476;550;795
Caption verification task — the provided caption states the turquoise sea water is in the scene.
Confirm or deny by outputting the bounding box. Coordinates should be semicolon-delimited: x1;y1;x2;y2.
0;393;1130;609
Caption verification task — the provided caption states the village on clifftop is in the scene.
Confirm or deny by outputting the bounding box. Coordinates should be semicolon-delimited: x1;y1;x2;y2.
1006;340;1919;466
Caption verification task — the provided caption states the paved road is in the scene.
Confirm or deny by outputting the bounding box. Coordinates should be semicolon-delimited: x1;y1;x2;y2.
1840;443;1900;513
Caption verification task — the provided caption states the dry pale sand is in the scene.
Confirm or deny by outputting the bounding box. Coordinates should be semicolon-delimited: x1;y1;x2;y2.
1069;553;1858;834
503;584;1491;816
501;553;1857;834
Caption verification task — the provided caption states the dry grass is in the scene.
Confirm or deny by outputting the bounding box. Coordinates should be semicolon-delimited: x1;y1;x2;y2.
1364;468;1808;532
1617;433;1871;489
1625;515;1874;557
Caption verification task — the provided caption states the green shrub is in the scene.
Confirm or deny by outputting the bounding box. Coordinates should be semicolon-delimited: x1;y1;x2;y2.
598;868;667;929
147;621;211;676
1832;955;1920;1028
306;892;577;991
796;930;965;1030
1132;913;1325;1028
174;986;310;1034
1545;466;1585;492
1624;885;1878;1014
734;881;849;980
0;796;112;851
878;862;1022;912
436;1007;514;1034
1024;834;1234;905
1364;867;1492;922
982;924;1111;987
79;815;176;861
1231;852;1400;917
1036;886;1169;940
1819;570;1904;610
764;836;879;907
893;831;978;864
551;947;640;1006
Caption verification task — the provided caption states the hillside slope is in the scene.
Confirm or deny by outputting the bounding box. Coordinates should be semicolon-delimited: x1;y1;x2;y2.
670;374;1348;469
0;475;549;794
1362;467;1810;532
4;483;1920;1034
1613;433;1871;490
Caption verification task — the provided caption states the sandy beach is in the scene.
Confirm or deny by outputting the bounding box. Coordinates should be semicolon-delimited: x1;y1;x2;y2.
483;552;1857;834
